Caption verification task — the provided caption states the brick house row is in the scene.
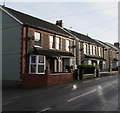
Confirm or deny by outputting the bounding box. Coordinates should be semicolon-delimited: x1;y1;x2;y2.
1;6;119;88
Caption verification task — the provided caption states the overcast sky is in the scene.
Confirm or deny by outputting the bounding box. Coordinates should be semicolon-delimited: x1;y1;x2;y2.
0;0;119;44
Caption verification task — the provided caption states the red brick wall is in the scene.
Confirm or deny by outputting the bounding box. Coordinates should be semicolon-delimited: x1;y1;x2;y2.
48;73;73;86
20;73;47;88
20;73;73;88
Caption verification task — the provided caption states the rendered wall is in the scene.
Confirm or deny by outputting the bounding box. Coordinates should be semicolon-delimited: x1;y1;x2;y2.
2;10;22;81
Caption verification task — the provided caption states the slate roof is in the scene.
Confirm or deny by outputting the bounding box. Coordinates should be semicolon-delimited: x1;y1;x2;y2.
64;28;103;47
84;54;106;61
105;42;119;51
95;40;110;49
1;6;73;38
28;47;74;57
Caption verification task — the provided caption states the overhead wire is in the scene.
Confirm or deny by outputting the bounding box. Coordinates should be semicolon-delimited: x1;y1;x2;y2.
48;6;117;19
93;23;118;38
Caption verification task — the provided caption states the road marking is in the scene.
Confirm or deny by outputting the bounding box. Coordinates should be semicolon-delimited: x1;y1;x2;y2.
3;101;14;106
95;78;100;80
41;107;51;112
103;81;118;88
83;80;93;83
9;96;22;100
67;89;96;102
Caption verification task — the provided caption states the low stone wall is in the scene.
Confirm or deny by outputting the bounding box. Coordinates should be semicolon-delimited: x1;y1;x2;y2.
83;74;95;79
100;71;119;76
20;72;73;88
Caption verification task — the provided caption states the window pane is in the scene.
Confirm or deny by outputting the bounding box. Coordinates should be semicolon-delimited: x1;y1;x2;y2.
56;37;60;50
31;56;36;63
50;36;54;49
31;65;36;73
34;32;40;41
38;56;44;63
38;65;44;73
66;40;70;51
34;32;40;46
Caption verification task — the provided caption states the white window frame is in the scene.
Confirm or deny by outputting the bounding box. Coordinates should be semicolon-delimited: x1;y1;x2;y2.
84;43;86;54
93;46;95;55
29;55;46;74
84;43;88;54
34;32;41;47
98;47;101;56
49;36;54;49
66;40;70;52
90;45;92;55
56;37;60;50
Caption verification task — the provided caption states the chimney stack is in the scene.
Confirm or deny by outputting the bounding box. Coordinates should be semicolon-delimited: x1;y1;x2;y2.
56;20;63;28
114;42;120;48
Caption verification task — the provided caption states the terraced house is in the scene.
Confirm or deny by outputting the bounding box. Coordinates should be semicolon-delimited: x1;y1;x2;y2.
64;29;106;72
1;6;119;88
96;40;119;72
1;6;76;87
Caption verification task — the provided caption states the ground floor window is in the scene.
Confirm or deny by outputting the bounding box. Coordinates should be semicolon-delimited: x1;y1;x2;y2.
29;55;46;74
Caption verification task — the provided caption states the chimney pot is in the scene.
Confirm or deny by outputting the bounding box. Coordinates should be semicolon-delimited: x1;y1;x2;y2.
56;20;63;28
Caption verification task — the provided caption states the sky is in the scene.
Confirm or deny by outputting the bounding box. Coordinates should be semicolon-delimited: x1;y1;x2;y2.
0;0;119;44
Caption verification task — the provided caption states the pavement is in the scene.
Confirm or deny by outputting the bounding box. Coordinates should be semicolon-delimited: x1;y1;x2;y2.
2;74;120;112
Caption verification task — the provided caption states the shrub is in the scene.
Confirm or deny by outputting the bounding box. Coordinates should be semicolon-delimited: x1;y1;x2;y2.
65;65;71;69
77;65;95;74
77;65;95;69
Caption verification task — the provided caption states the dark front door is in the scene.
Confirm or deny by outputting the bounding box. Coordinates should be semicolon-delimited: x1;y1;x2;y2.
50;58;55;73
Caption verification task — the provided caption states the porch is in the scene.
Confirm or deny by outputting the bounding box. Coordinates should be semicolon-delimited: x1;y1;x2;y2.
20;47;74;88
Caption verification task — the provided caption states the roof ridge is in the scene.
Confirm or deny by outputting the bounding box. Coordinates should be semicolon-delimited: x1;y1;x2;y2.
1;6;73;38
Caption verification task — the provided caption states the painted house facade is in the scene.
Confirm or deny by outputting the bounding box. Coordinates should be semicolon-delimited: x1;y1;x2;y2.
1;6;76;87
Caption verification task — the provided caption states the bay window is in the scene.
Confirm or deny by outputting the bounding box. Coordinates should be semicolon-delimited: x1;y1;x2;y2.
34;32;41;46
29;55;46;74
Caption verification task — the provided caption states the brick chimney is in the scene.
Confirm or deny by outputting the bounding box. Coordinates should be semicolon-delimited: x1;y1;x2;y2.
56;20;64;28
114;42;120;48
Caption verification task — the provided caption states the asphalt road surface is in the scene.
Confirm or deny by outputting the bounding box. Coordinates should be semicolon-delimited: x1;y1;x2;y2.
3;74;119;112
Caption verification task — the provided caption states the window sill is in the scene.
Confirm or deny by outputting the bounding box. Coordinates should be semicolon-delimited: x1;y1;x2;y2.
29;73;45;74
34;45;42;48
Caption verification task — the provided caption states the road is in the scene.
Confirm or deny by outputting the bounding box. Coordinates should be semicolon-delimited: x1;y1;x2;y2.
3;74;119;112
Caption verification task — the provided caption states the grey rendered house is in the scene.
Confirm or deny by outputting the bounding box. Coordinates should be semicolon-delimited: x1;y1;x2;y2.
1;6;76;87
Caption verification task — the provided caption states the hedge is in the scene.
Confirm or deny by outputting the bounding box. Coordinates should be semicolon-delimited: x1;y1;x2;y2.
77;65;95;69
77;65;95;74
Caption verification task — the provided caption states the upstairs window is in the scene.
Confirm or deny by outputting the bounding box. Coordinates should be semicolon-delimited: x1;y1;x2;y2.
95;46;97;55
49;36;54;49
66;40;70;52
84;43;88;54
98;47;101;56
56;37;60;50
90;45;92;55
92;46;94;55
93;46;95;55
34;32;41;46
29;55;46;74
